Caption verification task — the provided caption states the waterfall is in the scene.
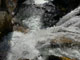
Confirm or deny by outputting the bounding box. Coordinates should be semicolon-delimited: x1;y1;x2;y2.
22;15;42;30
1;0;80;60
15;0;46;31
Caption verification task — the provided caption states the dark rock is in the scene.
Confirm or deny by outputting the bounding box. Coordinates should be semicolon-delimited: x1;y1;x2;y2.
0;0;17;14
0;11;13;41
0;0;7;11
50;36;80;48
14;0;34;16
13;24;29;33
0;0;1;6
6;0;17;14
18;58;29;60
47;55;76;60
41;2;59;28
47;55;61;60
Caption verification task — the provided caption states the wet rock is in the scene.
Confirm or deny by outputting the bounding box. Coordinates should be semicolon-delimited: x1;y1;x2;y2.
18;58;29;60
14;0;34;16
50;36;80;48
13;25;29;33
51;36;73;44
0;0;17;15
47;55;61;60
0;11;13;41
6;0;17;14
47;55;75;60
11;17;29;33
0;0;7;11
0;0;1;6
41;2;59;28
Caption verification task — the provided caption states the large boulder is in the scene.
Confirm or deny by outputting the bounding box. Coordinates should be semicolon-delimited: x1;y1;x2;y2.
0;11;13;41
0;0;1;6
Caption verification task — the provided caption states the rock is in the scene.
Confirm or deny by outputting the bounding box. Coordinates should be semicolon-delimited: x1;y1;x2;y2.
50;36;80;48
0;0;7;10
14;0;34;16
0;0;1;6
41;2;59;28
60;57;76;60
51;36;73;44
6;0;17;14
0;11;13;41
13;25;29;33
12;17;29;33
18;58;29;60
0;0;17;15
48;55;76;60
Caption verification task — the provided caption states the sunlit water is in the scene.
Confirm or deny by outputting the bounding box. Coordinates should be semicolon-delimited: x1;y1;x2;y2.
34;0;48;4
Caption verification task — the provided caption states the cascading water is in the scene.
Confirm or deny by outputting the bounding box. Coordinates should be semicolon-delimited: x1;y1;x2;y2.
15;2;44;30
1;0;80;60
